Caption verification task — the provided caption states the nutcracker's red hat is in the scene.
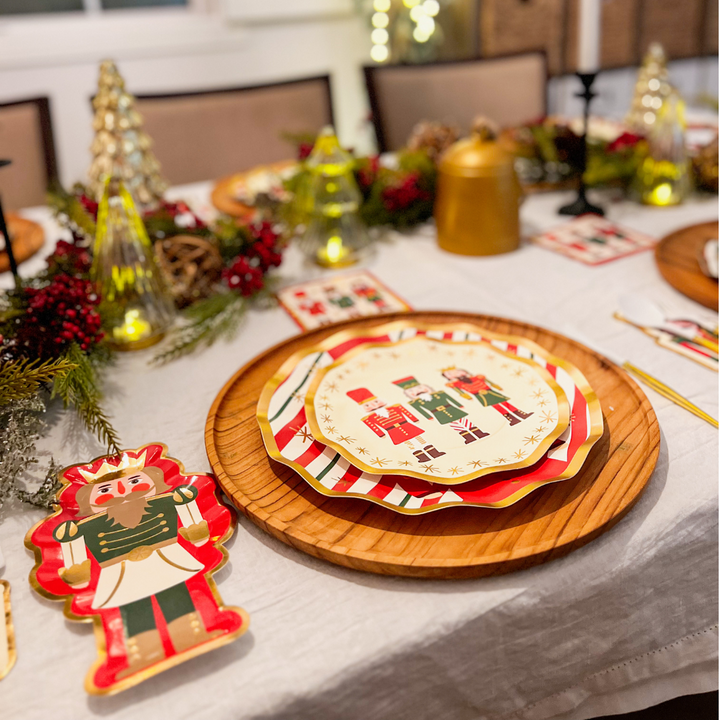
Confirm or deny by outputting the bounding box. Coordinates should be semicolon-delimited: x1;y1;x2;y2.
346;387;375;404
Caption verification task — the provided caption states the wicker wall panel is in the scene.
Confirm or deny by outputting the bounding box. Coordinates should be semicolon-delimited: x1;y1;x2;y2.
479;0;567;75
703;0;718;54
479;0;713;75
639;0;705;59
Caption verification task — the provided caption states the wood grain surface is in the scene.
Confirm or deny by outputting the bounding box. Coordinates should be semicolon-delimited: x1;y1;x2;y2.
655;220;719;311
206;312;660;579
0;214;44;273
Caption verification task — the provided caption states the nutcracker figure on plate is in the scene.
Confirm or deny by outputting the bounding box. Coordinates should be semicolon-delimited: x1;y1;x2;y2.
346;387;445;464
393;376;489;444
25;443;248;695
442;367;533;426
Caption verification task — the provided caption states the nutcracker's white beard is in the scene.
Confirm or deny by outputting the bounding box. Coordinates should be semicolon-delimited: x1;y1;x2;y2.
102;493;152;529
418;392;433;401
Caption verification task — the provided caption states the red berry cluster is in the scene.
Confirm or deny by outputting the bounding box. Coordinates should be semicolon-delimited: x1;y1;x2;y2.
15;274;103;358
153;200;207;230
381;172;432;212
46;239;92;276
607;132;643;153
297;143;314;161
222;222;283;297
356;156;380;192
79;194;99;220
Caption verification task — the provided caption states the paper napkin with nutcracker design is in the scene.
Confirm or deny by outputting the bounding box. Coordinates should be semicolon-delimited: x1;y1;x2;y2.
277;270;412;329
25;443;249;695
533;215;657;265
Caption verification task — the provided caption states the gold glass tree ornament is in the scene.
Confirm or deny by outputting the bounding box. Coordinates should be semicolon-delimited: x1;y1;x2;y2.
92;177;175;350
297;127;369;268
626;43;672;137
88;60;168;208
635;90;691;207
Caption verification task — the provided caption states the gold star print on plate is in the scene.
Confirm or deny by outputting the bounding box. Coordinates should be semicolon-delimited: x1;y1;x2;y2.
305;336;570;485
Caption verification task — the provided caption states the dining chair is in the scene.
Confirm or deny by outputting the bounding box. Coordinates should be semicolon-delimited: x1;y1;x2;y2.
364;52;548;152
0;97;59;210
135;75;334;185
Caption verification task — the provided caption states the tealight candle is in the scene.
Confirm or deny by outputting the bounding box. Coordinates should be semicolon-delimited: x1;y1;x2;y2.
316;235;354;268
111;308;160;349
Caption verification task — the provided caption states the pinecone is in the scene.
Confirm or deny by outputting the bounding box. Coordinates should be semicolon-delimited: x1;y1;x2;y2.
406;120;459;162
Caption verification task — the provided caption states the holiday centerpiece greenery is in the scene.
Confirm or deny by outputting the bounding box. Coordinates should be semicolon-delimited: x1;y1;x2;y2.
0;184;284;511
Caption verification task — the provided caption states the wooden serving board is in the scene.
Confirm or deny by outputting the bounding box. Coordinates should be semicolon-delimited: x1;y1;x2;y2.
0;214;44;273
206;311;660;579
655;220;718;310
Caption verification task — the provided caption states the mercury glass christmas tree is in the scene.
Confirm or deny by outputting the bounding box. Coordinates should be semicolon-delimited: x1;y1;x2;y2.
88;60;168;207
626;43;673;137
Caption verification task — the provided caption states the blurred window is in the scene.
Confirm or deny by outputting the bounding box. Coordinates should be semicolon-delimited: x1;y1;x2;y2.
0;0;84;13
101;0;187;7
0;0;187;13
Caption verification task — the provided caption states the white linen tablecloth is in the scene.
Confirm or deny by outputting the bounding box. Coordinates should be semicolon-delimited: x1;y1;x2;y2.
1;186;717;720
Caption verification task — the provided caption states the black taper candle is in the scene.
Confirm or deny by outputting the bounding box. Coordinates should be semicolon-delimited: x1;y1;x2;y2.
558;72;605;217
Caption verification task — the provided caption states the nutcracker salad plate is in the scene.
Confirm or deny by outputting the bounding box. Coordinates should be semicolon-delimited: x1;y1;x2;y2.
206;312;660;578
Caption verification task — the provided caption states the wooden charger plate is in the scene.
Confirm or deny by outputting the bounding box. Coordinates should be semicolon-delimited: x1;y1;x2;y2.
206;311;660;579
655;220;718;310
0;214;44;273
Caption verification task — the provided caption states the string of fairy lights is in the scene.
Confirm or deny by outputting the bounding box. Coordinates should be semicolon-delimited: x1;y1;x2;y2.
370;0;441;63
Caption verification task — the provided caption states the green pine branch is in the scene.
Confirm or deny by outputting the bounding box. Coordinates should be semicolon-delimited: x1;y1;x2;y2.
0;356;78;405
47;183;96;238
152;291;248;364
51;344;121;454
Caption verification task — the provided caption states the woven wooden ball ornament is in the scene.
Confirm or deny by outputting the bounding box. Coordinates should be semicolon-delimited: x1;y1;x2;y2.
154;235;223;308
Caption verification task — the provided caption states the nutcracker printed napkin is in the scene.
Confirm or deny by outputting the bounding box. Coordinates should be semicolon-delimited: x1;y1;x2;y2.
277;270;412;330
532;215;657;265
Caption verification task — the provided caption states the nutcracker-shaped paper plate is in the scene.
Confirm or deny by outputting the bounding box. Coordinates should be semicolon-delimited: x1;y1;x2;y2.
25;443;249;695
257;321;603;514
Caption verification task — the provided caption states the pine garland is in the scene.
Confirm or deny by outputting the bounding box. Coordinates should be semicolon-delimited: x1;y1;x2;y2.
0;395;62;510
51;343;121;454
152;291;248;364
48;183;96;241
0;356;77;405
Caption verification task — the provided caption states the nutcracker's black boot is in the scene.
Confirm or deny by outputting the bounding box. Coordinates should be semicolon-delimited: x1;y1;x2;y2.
513;409;533;420
425;444;446;459
502;413;520;427
413;450;432;463
472;426;489;439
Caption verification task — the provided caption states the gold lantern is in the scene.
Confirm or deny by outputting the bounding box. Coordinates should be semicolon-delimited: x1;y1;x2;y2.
92;177;175;350
297;127;369;268
434;118;522;256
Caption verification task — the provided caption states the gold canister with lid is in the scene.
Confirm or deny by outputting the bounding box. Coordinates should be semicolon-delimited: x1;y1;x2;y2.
434;118;522;256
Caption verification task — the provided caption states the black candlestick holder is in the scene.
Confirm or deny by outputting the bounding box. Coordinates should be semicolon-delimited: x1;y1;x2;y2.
559;72;605;217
